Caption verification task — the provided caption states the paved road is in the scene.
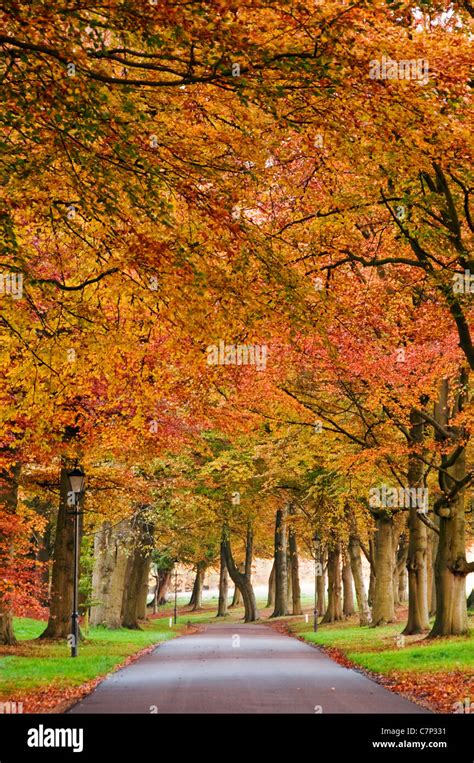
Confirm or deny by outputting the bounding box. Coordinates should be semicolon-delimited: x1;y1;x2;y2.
69;622;429;714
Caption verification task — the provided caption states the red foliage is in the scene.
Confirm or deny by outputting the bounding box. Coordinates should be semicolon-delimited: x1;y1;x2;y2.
0;511;47;617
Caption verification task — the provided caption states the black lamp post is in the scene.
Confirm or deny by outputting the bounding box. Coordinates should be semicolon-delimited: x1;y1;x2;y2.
312;531;321;632
67;464;85;657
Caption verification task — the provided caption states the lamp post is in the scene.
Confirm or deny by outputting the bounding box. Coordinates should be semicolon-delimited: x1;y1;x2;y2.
312;531;321;632
67;464;85;658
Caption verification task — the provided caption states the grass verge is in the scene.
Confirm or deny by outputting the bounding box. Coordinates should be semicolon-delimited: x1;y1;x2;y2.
290;616;474;713
0;616;186;712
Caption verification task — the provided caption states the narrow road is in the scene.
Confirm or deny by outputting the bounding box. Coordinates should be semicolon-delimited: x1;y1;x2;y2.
69;622;429;714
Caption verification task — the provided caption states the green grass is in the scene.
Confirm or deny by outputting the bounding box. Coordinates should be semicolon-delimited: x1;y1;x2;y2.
157;593;321;628
0;616;184;698
5;607;472;703
292;618;474;675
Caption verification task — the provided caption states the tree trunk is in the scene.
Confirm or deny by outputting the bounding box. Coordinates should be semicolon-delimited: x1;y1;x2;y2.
368;539;376;607
430;447;469;636
0;462;20;645
151;569;159;614
348;534;371;626
428;517;439;616
121;551;149;628
430;495;469;635
190;561;206;611
137;556;152;620
395;530;408;606
399;565;408;605
396;524;409;606
429;375;470;637
403;508;429;634
342;552;355;616
0;610;16;646
216;541;229;617
266;561;275;608
121;517;153;629
287;547;293;605
222;525;258;622
371;512;396;626
322;544;343;623
121;554;140;629
40;465;80;640
90;519;131;628
403;409;430;634
230;581;242;608
391;515;406;608
156;567;173;607
288;505;302;615
188;572;196;607
271;506;289;617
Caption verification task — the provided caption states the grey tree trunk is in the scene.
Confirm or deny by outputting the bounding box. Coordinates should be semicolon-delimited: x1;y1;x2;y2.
222;525;258;622
188;571;197;607
271;506;289;617
90;519;131;628
368;539;376;607
121;516;154;629
137;556;152;620
371;512;396;626
428;517;439;616
190;561;206;611
155;567;173;607
342;552;355;616
230;582;242;608
391;518;404;608
403;510;429;633
430;375;470;637
430;446;469;636
287;547;293;606
403;409;430;634
288;505;302;615
399;565;408;604
266;561;275;608
322;544;343;623
395;530;409;606
348;534;371;626
151;572;159;614
216;541;229;617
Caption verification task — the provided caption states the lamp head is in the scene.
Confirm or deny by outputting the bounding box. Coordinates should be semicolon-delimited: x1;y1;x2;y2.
68;465;85;495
